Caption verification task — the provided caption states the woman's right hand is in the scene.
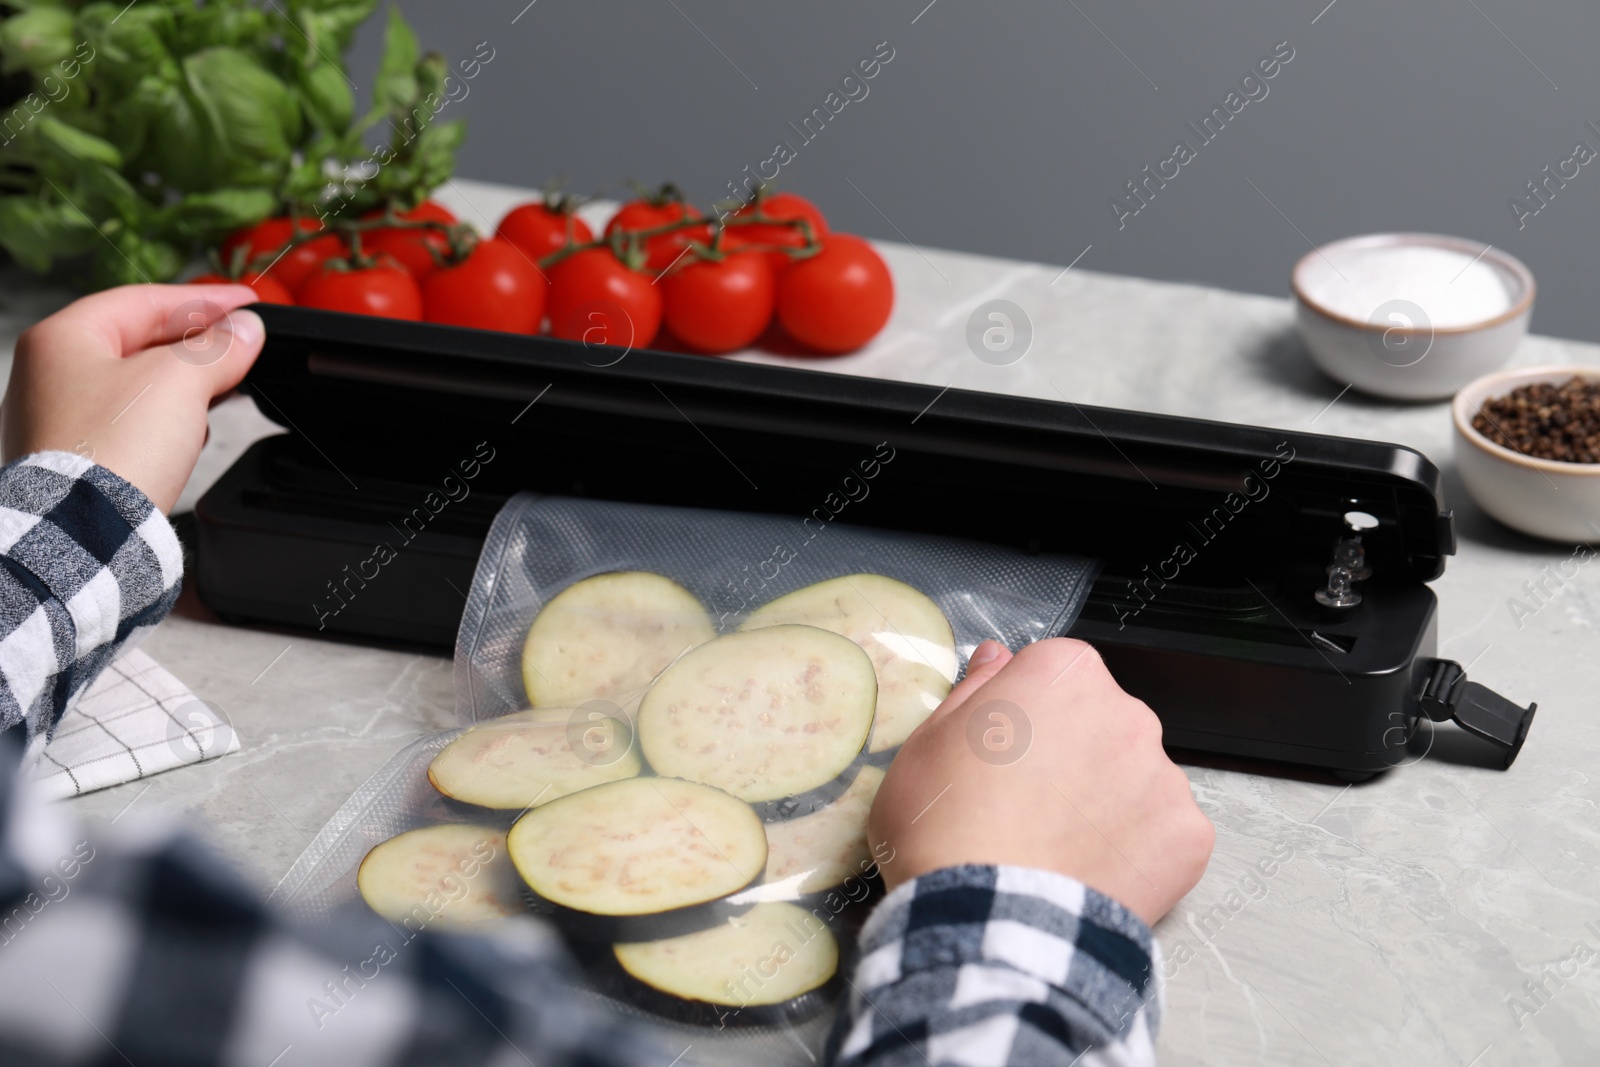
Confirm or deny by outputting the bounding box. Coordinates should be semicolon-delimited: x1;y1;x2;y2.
869;637;1215;926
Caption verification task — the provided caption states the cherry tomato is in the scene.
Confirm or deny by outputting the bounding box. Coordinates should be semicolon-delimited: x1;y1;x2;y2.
422;238;545;334
189;271;294;306
497;201;594;263
221;217;346;293
360;201;458;280
604;189;709;272
661;251;775;355
295;256;423;320
547;247;662;350
775;234;893;354
726;192;829;273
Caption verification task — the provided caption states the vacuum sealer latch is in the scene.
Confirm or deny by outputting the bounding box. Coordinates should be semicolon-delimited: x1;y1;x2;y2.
1416;658;1537;769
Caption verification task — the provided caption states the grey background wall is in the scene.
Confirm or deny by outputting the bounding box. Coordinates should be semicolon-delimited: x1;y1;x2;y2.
350;1;1600;343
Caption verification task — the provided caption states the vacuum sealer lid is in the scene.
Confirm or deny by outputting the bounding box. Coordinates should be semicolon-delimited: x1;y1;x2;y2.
242;306;1454;583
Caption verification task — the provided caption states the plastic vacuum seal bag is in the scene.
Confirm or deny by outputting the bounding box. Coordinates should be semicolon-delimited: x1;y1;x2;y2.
280;493;1097;1065
275;729;867;1067
455;492;1099;739
278;735;851;1067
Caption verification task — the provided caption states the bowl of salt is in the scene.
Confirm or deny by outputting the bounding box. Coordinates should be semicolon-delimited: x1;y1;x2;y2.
1292;232;1534;401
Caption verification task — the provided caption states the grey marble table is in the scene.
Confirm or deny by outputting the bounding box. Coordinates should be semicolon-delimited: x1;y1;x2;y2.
2;178;1597;1065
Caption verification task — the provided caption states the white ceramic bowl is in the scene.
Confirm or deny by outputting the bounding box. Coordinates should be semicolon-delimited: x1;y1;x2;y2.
1293;233;1535;401
1453;365;1600;542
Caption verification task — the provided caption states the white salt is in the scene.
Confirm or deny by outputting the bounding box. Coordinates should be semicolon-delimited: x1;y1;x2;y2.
1301;243;1515;329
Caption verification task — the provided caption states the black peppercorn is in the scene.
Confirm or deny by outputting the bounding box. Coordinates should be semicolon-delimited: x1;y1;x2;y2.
1473;378;1600;463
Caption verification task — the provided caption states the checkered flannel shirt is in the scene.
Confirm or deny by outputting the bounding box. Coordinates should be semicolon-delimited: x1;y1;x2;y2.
833;865;1161;1066
0;452;1161;1066
0;452;181;744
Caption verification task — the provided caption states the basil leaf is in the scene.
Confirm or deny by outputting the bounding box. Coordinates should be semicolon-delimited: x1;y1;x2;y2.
79;163;149;224
280;151;333;206
172;4;272;55
91;229;184;287
0;8;75;78
416;51;447;102
295;0;381;58
0;197;101;272
100;71;167;163
300;59;354;133
154;187;277;242
132;76;213;192
78;4;176;80
182;47;302;185
412;117;463;192
35;116;123;168
371;6;419;115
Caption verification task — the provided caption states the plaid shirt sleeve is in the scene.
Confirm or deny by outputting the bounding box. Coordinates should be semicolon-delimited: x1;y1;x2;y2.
0;451;182;744
834;865;1162;1067
0;729;671;1067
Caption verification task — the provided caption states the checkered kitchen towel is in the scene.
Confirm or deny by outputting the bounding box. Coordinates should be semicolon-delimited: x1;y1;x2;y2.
25;647;236;800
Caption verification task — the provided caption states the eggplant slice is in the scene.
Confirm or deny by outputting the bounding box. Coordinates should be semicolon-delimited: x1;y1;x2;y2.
429;708;642;810
740;574;956;752
637;625;877;806
759;766;886;898
357;824;524;928
508;777;766;926
611;902;840;1025
522;571;716;707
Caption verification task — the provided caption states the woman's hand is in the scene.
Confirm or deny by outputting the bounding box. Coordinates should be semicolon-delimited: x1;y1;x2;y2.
2;284;266;513
870;637;1215;926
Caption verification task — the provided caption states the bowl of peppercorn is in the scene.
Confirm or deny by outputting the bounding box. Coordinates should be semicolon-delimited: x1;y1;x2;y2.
1453;366;1600;541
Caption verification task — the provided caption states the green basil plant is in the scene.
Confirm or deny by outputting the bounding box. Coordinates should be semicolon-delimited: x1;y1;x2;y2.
0;0;463;286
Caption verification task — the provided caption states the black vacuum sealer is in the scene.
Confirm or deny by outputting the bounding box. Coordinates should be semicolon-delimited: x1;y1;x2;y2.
194;305;1536;779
